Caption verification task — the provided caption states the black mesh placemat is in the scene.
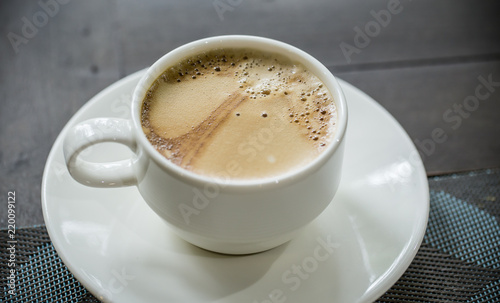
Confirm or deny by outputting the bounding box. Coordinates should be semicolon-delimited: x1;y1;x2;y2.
1;169;499;302
378;169;500;303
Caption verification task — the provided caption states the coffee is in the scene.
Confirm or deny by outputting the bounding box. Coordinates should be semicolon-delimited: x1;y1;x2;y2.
140;48;337;180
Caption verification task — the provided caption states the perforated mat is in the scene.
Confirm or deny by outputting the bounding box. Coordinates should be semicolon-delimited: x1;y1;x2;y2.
2;169;499;302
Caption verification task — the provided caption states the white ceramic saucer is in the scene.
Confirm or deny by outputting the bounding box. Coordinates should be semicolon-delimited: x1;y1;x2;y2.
42;70;429;303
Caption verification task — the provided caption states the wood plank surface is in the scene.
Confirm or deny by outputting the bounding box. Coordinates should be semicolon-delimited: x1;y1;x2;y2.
1;0;499;227
336;61;500;175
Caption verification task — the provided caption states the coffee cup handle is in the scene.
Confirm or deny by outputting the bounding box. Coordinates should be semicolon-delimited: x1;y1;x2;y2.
63;118;138;187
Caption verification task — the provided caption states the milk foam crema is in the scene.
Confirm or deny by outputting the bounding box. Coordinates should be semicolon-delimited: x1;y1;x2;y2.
141;48;338;180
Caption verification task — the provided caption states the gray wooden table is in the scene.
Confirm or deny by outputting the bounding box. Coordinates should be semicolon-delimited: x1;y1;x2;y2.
1;0;499;227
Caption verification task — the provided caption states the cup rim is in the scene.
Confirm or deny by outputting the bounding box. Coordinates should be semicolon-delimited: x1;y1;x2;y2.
131;35;347;190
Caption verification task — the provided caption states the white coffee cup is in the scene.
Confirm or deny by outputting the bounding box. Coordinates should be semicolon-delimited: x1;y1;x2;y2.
63;35;348;254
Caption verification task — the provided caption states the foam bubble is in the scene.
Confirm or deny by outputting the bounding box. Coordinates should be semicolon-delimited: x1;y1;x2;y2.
141;47;338;179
